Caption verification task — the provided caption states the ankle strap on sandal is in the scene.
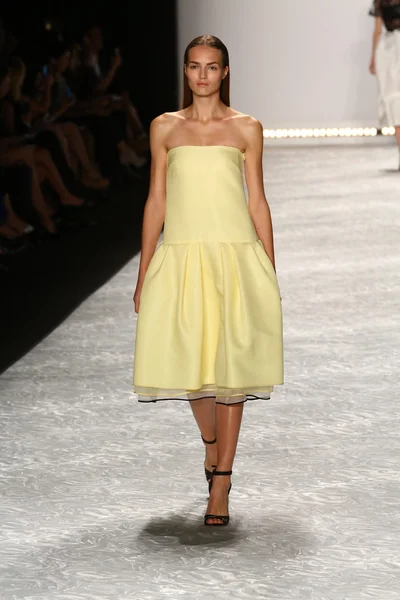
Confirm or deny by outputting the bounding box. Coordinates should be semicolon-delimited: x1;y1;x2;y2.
201;435;217;445
212;470;232;476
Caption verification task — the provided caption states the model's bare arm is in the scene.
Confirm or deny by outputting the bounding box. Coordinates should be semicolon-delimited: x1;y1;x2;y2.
134;116;169;310
243;118;276;269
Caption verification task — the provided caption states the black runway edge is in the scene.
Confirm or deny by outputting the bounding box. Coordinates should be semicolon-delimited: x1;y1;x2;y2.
0;169;148;375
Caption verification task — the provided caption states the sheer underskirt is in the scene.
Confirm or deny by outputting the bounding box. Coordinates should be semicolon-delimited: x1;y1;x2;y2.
135;383;273;405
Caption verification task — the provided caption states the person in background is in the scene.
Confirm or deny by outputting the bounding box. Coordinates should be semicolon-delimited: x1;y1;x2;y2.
0;66;56;234
81;25;149;158
8;57;109;191
370;0;400;168
48;42;145;173
0;79;86;210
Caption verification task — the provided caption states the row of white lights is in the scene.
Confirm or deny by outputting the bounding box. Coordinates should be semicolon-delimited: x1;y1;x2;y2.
263;127;395;139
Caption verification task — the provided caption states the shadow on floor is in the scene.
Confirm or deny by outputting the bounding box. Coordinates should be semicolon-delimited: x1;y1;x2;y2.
138;507;314;552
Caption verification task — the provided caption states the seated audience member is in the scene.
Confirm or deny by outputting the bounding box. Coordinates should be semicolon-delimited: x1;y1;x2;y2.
48;42;145;172
80;25;149;158
0;67;83;234
0;68;50;232
8;57;109;191
0;95;85;210
0;152;56;236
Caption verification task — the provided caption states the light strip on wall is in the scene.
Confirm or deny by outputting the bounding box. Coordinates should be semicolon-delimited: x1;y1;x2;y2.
263;127;395;139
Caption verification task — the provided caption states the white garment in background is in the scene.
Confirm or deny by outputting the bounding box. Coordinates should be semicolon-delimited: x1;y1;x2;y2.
375;29;400;126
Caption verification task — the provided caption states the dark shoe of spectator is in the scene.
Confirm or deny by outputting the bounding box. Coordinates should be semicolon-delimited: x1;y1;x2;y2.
0;235;30;255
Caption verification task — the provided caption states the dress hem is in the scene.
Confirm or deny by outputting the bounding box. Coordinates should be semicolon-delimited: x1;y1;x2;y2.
135;393;274;405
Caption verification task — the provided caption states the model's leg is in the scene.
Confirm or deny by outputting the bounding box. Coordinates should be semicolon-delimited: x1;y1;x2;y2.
190;398;218;474
205;401;244;525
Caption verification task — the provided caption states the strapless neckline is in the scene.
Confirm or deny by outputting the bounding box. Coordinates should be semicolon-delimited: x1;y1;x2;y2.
167;145;245;158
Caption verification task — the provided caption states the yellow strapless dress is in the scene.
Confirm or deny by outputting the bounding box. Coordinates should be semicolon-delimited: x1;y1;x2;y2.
133;146;283;404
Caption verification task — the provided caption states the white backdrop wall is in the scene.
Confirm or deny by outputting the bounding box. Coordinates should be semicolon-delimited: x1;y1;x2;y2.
177;0;378;129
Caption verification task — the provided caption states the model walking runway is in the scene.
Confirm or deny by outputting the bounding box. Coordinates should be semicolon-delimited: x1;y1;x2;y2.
0;144;398;599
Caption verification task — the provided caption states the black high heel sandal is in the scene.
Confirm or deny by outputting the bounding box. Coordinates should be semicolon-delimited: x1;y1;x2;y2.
204;470;232;527
202;435;217;493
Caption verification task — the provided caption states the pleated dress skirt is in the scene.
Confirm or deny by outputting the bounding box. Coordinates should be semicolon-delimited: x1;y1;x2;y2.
376;29;400;126
133;146;284;404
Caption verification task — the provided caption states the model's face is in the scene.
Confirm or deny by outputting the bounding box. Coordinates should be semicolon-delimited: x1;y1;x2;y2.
185;46;228;99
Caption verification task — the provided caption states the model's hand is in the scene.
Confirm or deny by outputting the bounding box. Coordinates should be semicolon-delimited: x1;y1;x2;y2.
133;284;142;313
369;57;376;75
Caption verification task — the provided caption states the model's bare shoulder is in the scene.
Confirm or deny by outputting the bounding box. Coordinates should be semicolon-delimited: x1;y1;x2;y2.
151;112;187;140
153;111;187;125
149;114;177;148
165;109;188;118
236;114;263;136
150;113;172;133
228;110;263;142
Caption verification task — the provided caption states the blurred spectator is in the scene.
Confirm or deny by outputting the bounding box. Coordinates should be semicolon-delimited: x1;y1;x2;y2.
80;25;149;158
0;13;149;267
48;41;146;173
0;68;86;211
0;66;57;234
8;57;109;191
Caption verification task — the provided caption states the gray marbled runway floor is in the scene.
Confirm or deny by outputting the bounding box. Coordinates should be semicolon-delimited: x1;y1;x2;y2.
1;144;399;599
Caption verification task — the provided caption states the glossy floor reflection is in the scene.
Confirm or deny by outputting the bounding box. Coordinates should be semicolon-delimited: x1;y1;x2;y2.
1;144;399;599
